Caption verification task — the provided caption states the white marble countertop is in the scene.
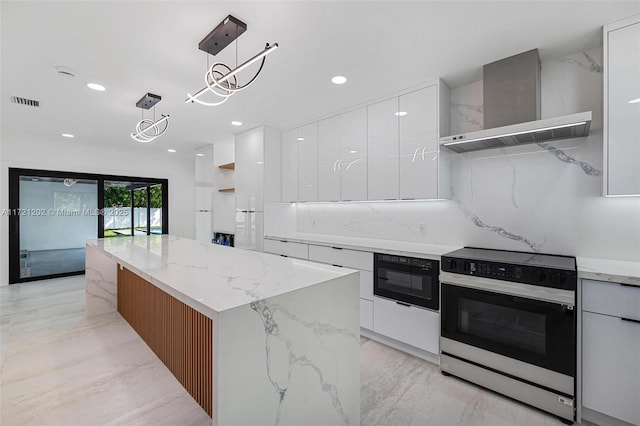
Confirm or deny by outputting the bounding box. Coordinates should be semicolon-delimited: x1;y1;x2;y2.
87;235;356;317
264;233;460;260
265;233;640;285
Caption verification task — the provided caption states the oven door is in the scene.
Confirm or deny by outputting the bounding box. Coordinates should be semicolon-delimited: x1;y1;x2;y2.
374;261;439;310
441;281;575;377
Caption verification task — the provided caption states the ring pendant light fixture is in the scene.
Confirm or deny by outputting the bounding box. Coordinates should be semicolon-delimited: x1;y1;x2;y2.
130;93;170;143
185;15;279;107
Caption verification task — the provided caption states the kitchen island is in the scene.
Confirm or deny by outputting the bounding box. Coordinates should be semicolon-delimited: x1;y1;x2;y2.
85;235;360;426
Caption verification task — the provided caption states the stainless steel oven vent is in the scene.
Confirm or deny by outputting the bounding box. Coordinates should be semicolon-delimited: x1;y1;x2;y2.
10;96;40;107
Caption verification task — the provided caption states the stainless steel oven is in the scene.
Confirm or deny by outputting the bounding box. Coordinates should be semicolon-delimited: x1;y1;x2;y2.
439;247;577;424
374;253;439;310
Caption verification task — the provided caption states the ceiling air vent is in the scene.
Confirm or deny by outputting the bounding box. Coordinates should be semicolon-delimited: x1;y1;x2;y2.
10;96;40;107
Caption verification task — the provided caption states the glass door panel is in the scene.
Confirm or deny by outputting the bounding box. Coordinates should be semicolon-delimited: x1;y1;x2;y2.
18;176;98;279
133;185;148;235
104;181;132;237
149;184;163;234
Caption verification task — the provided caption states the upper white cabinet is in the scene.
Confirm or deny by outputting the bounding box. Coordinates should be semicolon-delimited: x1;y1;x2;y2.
281;129;298;203
340;107;368;201
283;80;448;202
399;84;449;199
316;108;367;201
318;115;343;201
298;122;319;202
195;145;214;184
368;97;399;200
604;15;640;195
367;98;399;200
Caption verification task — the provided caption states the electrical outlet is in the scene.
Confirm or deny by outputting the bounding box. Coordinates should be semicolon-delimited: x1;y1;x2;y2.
418;223;427;236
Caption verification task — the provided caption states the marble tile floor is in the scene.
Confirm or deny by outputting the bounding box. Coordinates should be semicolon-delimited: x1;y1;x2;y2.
1;276;564;426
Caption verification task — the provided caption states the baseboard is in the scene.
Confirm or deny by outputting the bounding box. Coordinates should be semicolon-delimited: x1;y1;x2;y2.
581;407;636;426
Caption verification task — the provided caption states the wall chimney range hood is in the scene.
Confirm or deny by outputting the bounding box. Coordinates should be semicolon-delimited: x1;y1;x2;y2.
440;49;592;153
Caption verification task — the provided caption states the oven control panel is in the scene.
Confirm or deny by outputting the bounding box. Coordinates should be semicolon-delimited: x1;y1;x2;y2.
376;253;435;269
441;256;577;291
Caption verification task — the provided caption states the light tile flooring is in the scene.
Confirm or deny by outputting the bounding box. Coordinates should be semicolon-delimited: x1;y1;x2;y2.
1;276;564;426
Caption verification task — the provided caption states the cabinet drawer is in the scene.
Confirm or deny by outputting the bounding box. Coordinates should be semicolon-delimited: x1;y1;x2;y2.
373;296;439;353
360;299;373;330
582;311;640;425
582;279;640;320
360;270;373;301
263;239;309;260
308;245;372;271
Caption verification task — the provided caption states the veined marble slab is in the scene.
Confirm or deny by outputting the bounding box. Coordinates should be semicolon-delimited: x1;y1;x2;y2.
86;235;360;426
86;235;356;317
85;244;117;316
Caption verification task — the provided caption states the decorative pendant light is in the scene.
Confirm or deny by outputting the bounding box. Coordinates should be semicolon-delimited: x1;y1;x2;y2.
185;15;279;107
130;93;169;143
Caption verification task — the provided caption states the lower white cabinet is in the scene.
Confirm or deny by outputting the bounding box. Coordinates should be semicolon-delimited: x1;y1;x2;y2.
263;239;309;260
582;279;640;425
360;299;373;330
308;245;372;271
359;270;373;301
373;296;439;354
582;311;640;425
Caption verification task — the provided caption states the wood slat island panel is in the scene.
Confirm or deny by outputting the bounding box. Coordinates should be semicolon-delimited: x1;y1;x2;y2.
117;265;212;417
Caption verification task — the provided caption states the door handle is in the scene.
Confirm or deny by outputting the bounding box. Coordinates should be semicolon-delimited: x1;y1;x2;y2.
396;301;411;308
621;317;640;325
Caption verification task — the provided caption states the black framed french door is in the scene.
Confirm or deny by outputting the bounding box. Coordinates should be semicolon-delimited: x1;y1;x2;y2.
8;168;168;284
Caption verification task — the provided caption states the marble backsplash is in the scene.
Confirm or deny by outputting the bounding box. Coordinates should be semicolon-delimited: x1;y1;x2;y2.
295;47;640;261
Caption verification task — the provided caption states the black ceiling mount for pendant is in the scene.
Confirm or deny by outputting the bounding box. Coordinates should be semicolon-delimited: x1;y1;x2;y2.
198;15;247;56
135;93;162;110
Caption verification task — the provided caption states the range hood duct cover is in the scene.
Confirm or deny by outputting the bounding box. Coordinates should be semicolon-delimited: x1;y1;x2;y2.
440;48;592;153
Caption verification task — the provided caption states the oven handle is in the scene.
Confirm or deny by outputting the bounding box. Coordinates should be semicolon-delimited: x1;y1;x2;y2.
439;271;575;306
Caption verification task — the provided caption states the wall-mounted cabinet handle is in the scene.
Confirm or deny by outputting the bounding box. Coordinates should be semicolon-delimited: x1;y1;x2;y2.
280;254;288;258
332;264;343;268
619;283;639;289
331;246;343;250
396;301;411;308
621;317;640;324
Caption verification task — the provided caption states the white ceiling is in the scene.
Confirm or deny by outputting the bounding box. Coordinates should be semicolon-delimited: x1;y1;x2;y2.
2;1;639;159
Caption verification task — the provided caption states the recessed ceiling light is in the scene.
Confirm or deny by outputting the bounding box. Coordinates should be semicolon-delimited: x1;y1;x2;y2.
629;98;640;104
331;75;347;85
231;121;243;126
349;150;357;154
395;111;408;116
61;133;75;138
296;137;305;141
196;153;204;157
256;161;264;165
167;149;176;153
87;83;106;91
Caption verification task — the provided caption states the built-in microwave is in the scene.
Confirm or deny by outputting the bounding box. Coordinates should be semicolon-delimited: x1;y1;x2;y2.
374;253;439;311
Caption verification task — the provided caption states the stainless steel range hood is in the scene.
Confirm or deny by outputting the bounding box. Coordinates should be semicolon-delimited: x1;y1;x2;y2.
440;49;592;154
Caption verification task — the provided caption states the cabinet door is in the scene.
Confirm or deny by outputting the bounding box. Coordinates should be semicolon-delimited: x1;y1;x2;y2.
341;107;367;201
298;122;318;202
606;20;640;195
399;85;439;199
195;145;214;184
582;311;640;425
318;115;342;201
235;129;264;211
368;98;399;200
281;129;298;203
195;211;212;243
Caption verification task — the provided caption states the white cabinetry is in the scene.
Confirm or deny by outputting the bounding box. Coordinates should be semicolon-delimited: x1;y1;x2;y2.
195;145;214;243
368;97;399;200
263;239;309;260
604;15;640;195
281;129;298;203
307;244;374;330
318;115;342;201
399;82;450;199
373;296;440;353
340;108;368;201
582;279;640;425
317;108;368;201
298;123;319;202
213;142;235;233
